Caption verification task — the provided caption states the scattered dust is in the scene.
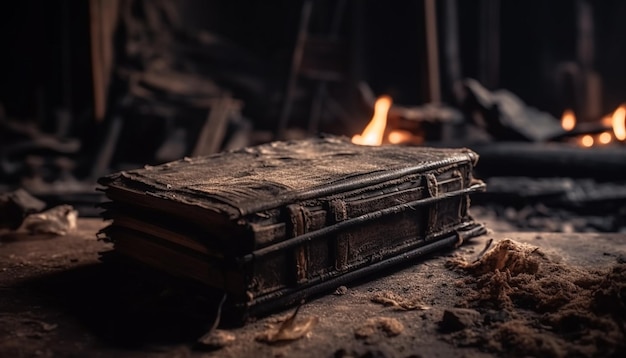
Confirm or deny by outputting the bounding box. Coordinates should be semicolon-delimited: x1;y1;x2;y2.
446;238;626;357
370;291;430;311
452;238;541;276
485;320;568;358
354;317;404;339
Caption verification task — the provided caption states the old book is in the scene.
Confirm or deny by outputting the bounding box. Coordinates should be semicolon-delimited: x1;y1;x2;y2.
98;135;486;319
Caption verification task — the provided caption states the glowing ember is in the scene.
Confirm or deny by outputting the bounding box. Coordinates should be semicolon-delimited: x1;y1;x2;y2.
581;135;594;147
561;109;576;131
388;130;413;144
352;95;392;146
612;105;626;141
598;132;612;145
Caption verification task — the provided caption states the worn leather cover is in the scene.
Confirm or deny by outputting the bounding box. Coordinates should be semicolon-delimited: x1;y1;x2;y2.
99;136;485;318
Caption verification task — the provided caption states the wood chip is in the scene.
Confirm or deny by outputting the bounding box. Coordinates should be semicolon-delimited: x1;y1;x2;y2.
197;329;236;349
256;306;319;344
371;291;429;310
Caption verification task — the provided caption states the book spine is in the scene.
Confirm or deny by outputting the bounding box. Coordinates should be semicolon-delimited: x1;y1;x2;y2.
329;199;349;271
286;204;311;284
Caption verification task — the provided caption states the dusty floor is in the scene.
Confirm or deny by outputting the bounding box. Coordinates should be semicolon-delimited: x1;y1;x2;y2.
1;219;625;357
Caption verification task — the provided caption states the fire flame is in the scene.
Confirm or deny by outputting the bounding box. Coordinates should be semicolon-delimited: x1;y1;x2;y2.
561;109;576;131
581;135;594;147
388;130;413;144
598;132;612;145
352;95;392;146
612;105;626;141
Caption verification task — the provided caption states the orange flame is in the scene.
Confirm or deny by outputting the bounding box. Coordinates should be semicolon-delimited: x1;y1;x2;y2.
581;135;594;147
352;95;392;146
612;105;626;141
598;132;612;145
561;109;576;131
388;130;413;144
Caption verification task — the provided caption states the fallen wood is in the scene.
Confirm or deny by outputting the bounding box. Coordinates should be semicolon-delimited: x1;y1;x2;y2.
0;189;46;230
471;142;626;179
550;121;612;141
462;79;565;142
479;177;626;206
192;93;242;156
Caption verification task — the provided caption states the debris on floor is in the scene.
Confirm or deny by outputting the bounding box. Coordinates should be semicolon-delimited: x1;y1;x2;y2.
195;293;234;350
445;238;626;357
439;308;481;333
370;291;430;311
354;317;404;339
0;189;46;230
196;329;236;350
450;238;541;277
20;205;78;236
255;305;319;344
334;286;348;295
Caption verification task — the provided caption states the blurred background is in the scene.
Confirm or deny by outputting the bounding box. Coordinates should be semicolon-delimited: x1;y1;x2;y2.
2;0;626;231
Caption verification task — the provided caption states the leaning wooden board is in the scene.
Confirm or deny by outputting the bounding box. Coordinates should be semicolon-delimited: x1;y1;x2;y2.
98;135;486;319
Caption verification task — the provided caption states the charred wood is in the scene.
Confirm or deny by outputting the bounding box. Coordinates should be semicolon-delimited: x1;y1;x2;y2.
462;79;565;142
471;142;626;180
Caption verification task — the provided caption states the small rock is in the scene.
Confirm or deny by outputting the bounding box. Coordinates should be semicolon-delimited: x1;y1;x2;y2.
334;286;348;295
439;308;481;333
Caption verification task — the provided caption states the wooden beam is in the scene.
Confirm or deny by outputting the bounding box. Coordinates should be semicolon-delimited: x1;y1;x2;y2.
89;0;119;122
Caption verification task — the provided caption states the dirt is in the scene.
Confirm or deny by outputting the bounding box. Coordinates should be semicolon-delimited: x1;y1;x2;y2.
2;220;626;358
354;317;404;339
370;291;430;311
446;238;626;358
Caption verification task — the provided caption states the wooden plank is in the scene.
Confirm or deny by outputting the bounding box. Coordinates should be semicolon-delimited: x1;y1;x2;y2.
89;0;119;122
192;93;240;156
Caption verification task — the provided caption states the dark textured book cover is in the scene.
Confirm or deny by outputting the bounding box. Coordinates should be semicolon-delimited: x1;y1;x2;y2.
99;136;486;318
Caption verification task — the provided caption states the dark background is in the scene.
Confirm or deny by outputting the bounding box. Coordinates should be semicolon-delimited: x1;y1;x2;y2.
1;0;625;144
